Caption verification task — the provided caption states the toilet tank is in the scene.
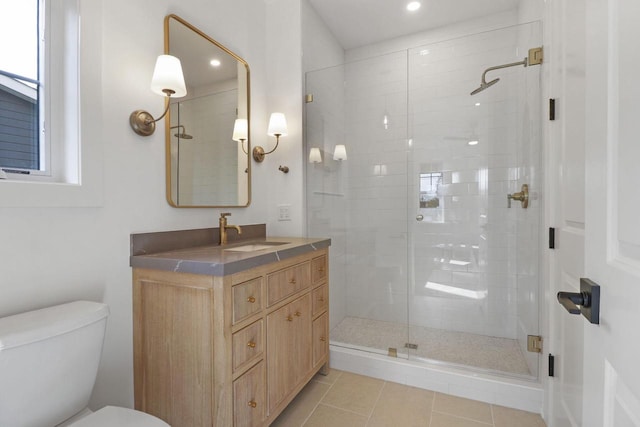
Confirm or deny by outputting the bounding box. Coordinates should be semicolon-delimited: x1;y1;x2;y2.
0;301;110;427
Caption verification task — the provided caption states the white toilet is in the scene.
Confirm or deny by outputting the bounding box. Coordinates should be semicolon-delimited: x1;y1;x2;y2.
0;301;169;427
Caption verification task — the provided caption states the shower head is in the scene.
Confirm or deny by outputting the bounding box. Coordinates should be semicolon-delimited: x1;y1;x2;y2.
170;125;193;139
174;132;193;139
470;57;528;96
470;78;500;96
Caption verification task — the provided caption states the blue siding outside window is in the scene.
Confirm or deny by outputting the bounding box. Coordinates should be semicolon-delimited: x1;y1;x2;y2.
0;85;39;170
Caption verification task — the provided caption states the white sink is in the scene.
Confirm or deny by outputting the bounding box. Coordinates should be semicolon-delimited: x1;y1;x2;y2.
224;242;288;252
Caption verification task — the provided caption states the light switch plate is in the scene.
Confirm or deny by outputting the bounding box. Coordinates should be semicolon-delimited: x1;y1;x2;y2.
278;204;291;221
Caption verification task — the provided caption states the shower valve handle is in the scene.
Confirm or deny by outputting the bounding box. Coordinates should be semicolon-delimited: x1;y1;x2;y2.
507;184;529;209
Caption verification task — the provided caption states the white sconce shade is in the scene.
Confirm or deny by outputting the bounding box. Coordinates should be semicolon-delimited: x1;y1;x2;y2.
232;119;248;141
253;112;287;162
267;113;288;137
333;144;347;161
309;148;322;163
130;55;187;137
150;55;187;97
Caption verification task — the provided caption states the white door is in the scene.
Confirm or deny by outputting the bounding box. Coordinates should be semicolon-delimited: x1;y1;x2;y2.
549;0;640;426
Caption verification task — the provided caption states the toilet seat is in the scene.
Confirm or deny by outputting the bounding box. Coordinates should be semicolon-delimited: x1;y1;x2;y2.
68;406;169;427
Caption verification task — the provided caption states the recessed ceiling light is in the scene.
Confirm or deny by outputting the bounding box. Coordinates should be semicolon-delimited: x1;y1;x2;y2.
210;59;221;67
475;102;481;106
468;140;479;146
407;1;421;12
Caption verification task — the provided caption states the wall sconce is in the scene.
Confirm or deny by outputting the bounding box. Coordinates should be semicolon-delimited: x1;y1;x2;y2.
253;112;287;162
232;118;248;154
309;147;322;163
333;144;348;161
130;55;187;136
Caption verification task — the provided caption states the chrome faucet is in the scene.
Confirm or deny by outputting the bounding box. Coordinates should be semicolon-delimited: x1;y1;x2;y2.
219;212;242;245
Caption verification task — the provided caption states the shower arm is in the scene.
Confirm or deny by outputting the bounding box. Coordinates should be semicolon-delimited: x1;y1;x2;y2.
479;57;528;84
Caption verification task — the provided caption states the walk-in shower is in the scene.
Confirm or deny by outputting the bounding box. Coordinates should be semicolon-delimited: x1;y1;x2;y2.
305;22;542;395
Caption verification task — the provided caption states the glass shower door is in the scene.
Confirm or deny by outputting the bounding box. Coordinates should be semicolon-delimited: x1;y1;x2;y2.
406;23;542;379
305;51;412;360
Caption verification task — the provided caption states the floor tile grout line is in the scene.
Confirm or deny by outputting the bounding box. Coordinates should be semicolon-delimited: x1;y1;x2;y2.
364;380;388;426
427;389;436;427
301;372;343;427
431;409;494;426
490;403;496;426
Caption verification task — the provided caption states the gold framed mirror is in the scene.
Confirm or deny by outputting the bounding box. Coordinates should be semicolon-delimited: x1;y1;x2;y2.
165;14;251;207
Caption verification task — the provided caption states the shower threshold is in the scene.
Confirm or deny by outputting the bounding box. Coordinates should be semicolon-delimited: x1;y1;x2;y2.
331;316;532;377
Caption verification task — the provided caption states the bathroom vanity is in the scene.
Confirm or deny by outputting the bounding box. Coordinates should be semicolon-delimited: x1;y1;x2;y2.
130;225;330;427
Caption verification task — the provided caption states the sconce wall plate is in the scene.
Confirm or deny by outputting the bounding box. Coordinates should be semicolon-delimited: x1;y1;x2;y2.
253;146;266;162
130;110;157;136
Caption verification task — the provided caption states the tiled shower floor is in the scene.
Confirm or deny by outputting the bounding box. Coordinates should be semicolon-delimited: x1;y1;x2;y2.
330;317;531;376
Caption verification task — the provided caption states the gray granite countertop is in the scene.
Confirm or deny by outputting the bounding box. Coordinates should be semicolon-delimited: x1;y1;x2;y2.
130;235;331;276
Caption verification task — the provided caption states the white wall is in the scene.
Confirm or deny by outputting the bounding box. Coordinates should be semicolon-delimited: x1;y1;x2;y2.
0;0;306;410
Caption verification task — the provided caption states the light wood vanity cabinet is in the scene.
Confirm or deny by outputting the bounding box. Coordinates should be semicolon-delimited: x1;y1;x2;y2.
133;248;329;427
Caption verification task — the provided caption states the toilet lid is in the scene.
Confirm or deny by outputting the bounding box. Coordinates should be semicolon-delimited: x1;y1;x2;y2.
69;406;170;427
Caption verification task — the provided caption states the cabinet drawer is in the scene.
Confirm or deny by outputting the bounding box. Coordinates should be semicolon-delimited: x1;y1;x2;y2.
312;312;329;368
233;361;265;427
233;320;263;373
267;262;310;306
311;254;327;285
311;284;328;317
233;278;263;325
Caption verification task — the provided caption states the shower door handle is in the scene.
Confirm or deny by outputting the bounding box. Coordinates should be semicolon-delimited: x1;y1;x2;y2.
416;214;424;221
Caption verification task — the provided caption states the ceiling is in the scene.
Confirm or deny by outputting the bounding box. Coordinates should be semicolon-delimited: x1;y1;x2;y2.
307;0;522;50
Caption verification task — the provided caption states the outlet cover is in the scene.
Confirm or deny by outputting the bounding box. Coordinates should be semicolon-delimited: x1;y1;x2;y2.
278;204;291;221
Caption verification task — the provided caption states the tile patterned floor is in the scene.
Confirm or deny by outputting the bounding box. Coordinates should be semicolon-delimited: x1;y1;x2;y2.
330;317;532;376
271;370;546;427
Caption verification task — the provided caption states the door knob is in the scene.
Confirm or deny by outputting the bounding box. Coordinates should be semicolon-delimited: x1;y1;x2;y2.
507;184;529;208
557;278;600;324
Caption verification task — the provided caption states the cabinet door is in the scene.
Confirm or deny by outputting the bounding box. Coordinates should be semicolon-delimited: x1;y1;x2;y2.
312;312;329;368
233;361;265;427
266;294;311;413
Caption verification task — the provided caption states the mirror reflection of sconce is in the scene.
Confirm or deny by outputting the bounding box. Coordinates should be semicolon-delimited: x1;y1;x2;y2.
130;55;187;136
333;144;347;161
253;112;287;162
232;119;248;154
309;148;322;163
170;125;193;140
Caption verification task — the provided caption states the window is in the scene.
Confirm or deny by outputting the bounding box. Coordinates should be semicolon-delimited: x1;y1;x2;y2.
0;0;43;174
0;0;103;207
0;0;83;184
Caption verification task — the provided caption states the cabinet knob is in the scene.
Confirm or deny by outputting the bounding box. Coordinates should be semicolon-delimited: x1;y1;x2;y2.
248;400;257;408
318;297;325;302
247;296;256;303
318;266;324;272
295;311;302;317
247;341;256;348
286;315;293;322
320;336;326;342
289;278;297;284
